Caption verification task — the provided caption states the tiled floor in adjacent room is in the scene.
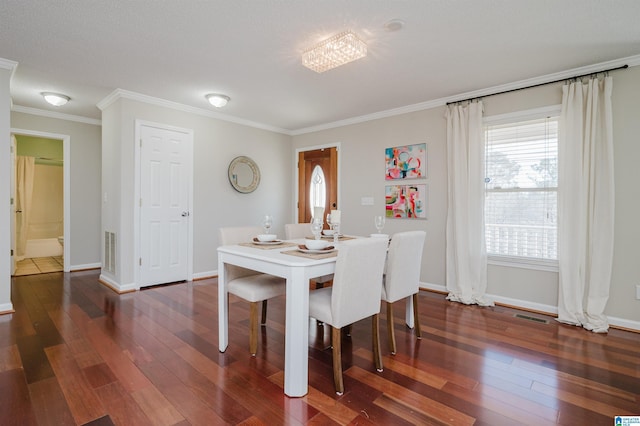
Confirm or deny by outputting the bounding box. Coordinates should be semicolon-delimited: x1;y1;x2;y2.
13;256;63;276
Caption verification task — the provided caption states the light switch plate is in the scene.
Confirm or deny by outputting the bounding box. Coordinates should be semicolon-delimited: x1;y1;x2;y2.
361;197;374;205
636;285;640;300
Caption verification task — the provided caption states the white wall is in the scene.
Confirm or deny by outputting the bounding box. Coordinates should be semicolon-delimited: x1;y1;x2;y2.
607;67;640;326
100;97;293;289
0;64;14;313
10;112;102;269
292;66;640;329
292;108;447;288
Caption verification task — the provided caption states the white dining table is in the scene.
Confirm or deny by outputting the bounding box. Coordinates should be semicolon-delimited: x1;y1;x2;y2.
217;239;337;397
216;237;417;397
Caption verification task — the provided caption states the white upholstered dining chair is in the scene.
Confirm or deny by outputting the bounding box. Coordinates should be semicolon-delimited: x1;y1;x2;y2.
284;223;333;288
382;230;426;354
284;223;310;240
308;237;388;395
219;226;286;356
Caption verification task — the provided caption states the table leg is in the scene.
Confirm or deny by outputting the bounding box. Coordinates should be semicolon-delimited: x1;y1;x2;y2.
218;256;229;352
284;268;309;397
405;296;414;329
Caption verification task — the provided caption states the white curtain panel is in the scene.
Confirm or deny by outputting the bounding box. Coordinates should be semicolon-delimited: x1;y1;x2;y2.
16;156;36;257
445;102;492;306
558;76;614;333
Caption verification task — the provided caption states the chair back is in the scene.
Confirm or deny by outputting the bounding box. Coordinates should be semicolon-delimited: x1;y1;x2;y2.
330;237;388;328
384;231;426;302
219;226;263;281
219;226;262;246
285;223;310;240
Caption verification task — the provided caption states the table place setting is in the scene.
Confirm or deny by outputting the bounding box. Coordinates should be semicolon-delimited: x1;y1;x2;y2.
283;238;338;259
283;215;340;259
238;220;298;249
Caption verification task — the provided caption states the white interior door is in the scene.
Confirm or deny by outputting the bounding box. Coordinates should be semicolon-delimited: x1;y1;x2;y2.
139;124;191;287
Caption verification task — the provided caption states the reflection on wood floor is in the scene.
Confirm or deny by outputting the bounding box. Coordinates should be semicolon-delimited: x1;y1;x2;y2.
13;256;63;276
2;270;639;425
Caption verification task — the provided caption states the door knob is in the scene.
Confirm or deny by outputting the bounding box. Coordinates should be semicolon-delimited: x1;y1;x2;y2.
181;211;190;217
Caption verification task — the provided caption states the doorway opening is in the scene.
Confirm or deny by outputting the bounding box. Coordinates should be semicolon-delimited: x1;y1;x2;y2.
296;145;339;224
11;129;70;276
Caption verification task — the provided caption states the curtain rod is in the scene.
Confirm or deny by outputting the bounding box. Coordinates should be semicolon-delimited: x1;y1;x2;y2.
35;156;63;163
446;64;629;105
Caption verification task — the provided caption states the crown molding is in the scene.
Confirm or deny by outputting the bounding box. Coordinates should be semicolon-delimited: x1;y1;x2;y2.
97;88;292;135
0;58;18;71
0;58;18;82
291;54;640;135
11;105;102;126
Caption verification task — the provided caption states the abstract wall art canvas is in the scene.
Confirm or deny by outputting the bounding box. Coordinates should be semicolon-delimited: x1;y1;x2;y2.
385;143;426;180
385;184;427;219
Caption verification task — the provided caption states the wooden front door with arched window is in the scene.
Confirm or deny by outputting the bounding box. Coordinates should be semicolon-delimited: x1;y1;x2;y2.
297;147;338;225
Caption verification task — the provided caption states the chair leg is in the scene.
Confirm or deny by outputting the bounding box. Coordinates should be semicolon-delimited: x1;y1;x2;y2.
372;314;383;372
412;293;421;339
249;302;259;356
331;327;344;395
261;300;268;325
386;302;396;354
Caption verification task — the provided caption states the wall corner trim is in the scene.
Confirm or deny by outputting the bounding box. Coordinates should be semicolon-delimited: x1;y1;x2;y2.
98;274;138;294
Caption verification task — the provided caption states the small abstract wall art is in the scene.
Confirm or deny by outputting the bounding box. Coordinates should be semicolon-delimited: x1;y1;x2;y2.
385;184;427;219
385;143;426;180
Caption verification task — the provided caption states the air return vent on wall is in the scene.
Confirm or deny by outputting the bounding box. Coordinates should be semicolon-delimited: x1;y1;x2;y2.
104;231;116;273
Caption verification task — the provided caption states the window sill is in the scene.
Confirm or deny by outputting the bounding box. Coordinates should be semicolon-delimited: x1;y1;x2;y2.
488;255;558;273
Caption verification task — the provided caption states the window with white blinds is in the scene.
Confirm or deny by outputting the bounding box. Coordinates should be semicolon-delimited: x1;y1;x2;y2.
484;115;558;263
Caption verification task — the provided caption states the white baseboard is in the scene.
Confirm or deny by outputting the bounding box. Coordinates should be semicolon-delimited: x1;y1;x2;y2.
69;262;102;272
98;274;138;293
420;282;446;293
193;270;217;280
0;302;15;313
419;282;640;332
606;316;640;332
490;293;558;315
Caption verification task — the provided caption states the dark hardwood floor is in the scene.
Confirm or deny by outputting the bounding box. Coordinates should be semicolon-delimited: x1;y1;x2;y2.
1;270;638;425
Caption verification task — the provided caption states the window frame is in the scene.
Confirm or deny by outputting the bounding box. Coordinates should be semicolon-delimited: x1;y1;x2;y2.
483;105;561;272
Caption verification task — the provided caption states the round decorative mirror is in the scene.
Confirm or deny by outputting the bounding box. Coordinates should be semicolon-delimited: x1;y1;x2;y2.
228;156;260;193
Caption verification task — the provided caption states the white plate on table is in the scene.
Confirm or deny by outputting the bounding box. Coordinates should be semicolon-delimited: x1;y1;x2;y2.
252;239;283;245
297;245;336;254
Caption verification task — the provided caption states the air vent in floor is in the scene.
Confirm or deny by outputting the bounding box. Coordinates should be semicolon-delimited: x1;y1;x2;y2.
514;313;549;324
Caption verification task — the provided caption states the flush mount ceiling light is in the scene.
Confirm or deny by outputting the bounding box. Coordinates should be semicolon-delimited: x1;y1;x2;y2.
302;30;367;73
384;19;405;32
41;92;70;106
206;93;230;108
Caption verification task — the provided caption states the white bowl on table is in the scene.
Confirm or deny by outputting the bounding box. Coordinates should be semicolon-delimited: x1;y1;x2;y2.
257;234;278;242
322;229;335;236
304;239;330;250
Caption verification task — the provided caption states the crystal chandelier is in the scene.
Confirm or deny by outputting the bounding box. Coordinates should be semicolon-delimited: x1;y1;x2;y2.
302;31;367;73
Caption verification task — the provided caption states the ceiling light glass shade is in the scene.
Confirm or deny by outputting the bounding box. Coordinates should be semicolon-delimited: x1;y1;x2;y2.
302;31;367;73
41;92;70;106
206;93;230;108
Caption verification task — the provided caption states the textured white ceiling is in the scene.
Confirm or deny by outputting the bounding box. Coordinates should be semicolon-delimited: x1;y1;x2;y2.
2;0;640;133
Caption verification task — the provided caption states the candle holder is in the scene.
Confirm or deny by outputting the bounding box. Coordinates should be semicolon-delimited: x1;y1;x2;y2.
310;218;323;240
332;222;340;244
